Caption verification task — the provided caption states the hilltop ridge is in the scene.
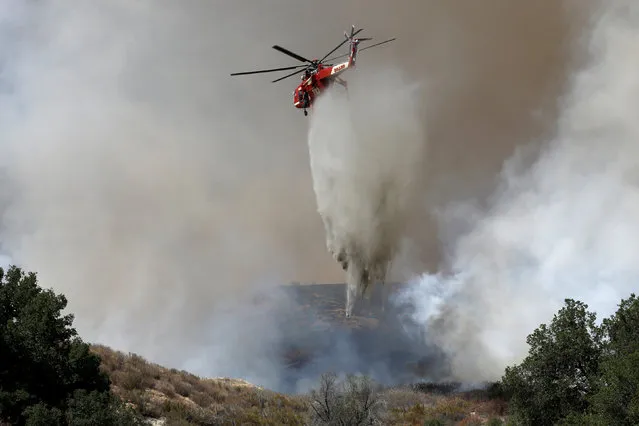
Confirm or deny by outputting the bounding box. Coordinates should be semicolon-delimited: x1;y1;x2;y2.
90;344;507;425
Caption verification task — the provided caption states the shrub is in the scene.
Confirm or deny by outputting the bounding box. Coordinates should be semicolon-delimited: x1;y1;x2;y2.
307;372;386;425
382;386;429;411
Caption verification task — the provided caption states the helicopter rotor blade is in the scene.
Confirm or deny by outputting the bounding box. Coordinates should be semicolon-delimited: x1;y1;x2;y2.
271;66;308;83
318;28;363;63
272;45;313;64
324;37;396;62
231;30;395;83
230;64;308;77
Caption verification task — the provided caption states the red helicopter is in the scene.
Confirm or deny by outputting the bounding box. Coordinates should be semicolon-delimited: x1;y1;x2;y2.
230;26;396;116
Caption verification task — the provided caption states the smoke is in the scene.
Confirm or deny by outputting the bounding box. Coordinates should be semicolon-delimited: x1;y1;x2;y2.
209;283;451;393
307;68;426;313
0;0;437;391
395;0;639;383
0;0;334;382
0;0;594;391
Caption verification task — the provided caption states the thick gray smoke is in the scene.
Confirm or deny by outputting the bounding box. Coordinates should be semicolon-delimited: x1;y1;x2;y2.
0;0;593;391
307;68;426;315
395;0;639;383
0;0;436;391
0;1;334;386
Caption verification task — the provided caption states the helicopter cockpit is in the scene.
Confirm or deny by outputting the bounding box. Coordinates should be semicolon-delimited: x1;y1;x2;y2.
293;86;310;115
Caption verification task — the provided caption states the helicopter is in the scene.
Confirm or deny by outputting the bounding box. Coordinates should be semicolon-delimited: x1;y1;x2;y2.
230;25;396;116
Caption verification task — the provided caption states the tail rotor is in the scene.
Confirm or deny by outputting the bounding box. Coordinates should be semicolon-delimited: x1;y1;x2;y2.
345;25;371;44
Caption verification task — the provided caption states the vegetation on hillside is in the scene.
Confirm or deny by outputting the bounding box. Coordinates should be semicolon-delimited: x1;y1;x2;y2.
91;343;308;425
2;263;639;425
0;265;144;425
91;344;506;425
499;296;639;425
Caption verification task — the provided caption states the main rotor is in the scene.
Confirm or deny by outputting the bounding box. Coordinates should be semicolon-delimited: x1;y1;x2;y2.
230;26;395;83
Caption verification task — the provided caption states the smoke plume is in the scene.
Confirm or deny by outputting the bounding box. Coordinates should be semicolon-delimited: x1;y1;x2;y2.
0;1;334;385
307;68;426;314
0;0;593;390
395;0;639;383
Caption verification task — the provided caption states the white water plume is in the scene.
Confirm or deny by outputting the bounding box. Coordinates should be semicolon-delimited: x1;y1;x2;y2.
307;68;427;315
395;1;639;383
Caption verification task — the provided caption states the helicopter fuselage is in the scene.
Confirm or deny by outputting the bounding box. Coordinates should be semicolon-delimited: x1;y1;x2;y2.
292;60;351;113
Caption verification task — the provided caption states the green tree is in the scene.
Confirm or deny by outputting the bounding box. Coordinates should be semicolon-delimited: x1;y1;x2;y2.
575;294;639;425
601;293;639;356
500;299;603;426
0;265;144;425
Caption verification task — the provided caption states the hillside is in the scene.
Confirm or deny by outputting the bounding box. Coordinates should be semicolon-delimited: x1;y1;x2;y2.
0;263;507;425
91;344;308;425
10;264;639;424
5;250;635;425
90;344;507;425
88;282;508;425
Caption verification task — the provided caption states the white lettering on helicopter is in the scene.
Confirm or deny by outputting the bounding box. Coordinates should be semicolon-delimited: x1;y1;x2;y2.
331;62;348;74
312;87;321;96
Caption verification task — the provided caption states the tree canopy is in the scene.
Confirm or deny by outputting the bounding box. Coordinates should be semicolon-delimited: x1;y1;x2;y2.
500;294;639;425
0;265;143;425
